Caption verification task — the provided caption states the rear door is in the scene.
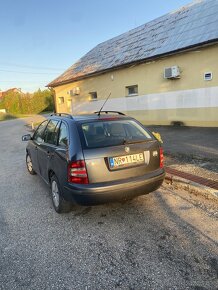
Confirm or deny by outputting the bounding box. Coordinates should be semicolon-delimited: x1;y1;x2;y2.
37;119;60;182
78;119;161;183
52;121;70;187
30;120;49;174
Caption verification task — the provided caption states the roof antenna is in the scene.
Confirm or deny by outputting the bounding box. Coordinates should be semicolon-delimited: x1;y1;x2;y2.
97;92;111;116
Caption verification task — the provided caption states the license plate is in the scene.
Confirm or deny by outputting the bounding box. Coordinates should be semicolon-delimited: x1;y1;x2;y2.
109;153;144;169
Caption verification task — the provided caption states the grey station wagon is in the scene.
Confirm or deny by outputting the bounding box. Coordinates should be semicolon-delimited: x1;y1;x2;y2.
22;111;165;213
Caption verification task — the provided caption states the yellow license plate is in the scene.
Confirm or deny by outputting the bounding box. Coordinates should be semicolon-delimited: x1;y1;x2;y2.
109;153;144;168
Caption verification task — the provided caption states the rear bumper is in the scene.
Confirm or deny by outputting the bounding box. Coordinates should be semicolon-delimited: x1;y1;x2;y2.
63;168;165;205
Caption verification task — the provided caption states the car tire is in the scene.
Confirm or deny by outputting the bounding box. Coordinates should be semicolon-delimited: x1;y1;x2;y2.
26;153;36;175
50;175;72;214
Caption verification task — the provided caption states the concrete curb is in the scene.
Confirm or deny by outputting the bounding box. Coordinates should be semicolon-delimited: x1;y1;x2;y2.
164;174;218;201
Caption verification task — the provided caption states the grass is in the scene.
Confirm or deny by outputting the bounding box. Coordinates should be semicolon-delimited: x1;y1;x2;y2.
33;121;41;128
0;112;32;121
0;112;17;121
40;110;53;115
0;110;52;127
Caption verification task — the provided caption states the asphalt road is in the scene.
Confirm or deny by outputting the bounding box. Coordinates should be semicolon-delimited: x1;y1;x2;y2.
0;117;218;290
149;126;218;162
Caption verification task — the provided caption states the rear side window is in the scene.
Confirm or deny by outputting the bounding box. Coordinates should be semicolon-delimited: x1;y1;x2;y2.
58;123;68;148
44;120;59;145
80;120;152;148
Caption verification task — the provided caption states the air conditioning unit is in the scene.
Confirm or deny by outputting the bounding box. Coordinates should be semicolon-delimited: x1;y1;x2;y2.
69;87;80;96
164;66;180;79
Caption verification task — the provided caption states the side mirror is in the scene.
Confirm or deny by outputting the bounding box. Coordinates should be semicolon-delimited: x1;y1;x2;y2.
22;134;32;141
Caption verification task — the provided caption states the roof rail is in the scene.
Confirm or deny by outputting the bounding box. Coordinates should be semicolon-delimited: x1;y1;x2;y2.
94;110;126;116
50;113;73;119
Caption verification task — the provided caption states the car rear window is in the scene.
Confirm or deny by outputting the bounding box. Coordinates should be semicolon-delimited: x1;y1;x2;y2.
79;119;153;148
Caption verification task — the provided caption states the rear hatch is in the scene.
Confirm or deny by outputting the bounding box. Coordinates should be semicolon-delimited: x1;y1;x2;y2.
77;118;162;183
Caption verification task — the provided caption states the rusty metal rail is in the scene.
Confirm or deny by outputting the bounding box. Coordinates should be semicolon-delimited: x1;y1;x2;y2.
165;167;218;190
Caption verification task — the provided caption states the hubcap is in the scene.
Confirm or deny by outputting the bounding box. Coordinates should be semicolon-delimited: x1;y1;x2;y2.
27;155;33;172
51;180;60;208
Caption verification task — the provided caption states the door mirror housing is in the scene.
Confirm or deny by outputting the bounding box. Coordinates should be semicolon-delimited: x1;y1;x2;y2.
22;134;32;141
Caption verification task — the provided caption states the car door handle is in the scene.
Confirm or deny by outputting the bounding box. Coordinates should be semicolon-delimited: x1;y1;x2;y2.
35;146;38;150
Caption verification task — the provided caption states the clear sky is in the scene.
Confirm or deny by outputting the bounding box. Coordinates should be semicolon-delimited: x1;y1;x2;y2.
0;0;191;92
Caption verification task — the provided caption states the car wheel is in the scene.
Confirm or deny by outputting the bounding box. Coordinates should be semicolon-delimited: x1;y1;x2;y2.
50;175;72;214
26;153;36;175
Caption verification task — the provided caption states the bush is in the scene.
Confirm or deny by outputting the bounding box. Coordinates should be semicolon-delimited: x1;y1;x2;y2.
0;99;5;109
2;92;20;114
1;89;54;114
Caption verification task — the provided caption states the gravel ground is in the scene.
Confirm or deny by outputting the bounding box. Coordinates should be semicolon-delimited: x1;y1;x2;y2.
0;117;218;290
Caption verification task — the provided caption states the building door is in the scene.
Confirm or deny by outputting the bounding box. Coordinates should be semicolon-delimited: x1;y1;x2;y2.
67;99;72;113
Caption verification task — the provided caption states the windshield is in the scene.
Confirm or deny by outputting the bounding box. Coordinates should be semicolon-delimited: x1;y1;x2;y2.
80;119;153;148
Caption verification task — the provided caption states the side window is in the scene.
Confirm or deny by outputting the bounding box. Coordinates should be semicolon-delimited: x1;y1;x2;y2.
89;91;97;101
126;85;138;97
44;120;59;145
58;123;69;148
33;120;49;143
58;97;65;104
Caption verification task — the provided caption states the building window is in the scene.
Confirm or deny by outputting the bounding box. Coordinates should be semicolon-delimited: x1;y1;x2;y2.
89;92;97;101
58;97;64;105
126;85;138;97
204;72;213;81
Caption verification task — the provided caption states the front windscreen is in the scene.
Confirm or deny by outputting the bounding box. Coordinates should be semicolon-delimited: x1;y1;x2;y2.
80;119;153;148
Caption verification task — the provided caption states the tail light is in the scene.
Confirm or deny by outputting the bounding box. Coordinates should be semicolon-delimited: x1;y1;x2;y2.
160;147;164;168
68;160;89;184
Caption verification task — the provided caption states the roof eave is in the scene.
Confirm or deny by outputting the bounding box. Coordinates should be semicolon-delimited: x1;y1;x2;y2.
47;39;218;88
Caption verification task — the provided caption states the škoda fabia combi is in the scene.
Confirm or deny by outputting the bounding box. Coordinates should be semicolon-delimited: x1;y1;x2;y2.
22;111;165;213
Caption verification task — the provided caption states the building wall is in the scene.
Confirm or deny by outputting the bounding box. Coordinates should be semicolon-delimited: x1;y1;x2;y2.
53;44;218;127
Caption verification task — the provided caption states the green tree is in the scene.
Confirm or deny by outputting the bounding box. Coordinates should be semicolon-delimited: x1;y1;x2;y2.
1;88;54;114
2;91;21;114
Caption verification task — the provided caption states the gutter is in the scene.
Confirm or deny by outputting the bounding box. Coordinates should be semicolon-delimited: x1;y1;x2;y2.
164;173;218;201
